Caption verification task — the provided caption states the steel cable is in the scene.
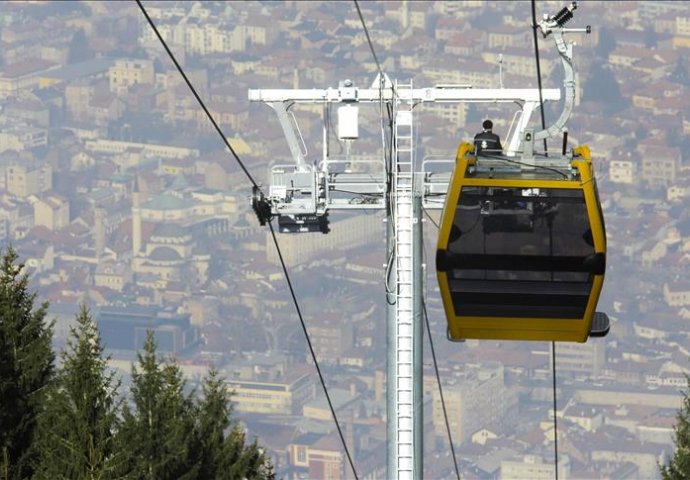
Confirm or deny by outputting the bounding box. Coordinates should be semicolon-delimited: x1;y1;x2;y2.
136;2;359;477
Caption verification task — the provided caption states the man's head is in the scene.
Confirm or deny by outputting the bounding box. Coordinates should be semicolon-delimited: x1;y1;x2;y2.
482;119;493;131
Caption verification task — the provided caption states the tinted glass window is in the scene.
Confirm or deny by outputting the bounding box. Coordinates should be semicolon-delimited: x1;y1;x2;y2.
445;186;595;318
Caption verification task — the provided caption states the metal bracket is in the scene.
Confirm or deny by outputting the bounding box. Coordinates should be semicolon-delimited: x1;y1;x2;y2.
251;186;272;226
269;164;323;216
533;1;590;143
522;128;535;160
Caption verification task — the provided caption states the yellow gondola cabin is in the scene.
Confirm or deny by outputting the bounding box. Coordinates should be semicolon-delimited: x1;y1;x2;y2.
436;142;609;342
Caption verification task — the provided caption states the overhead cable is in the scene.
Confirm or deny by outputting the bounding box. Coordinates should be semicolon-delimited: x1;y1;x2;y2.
137;0;260;189
419;210;459;478
531;0;549;155
422;302;461;479
267;222;359;480
422;205;441;230
531;2;559;478
353;0;384;81
136;2;359;478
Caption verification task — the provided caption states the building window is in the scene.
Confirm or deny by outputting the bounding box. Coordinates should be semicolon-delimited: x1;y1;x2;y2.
297;447;306;463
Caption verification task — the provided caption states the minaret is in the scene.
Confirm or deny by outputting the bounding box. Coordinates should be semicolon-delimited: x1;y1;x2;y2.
94;208;105;257
132;176;142;257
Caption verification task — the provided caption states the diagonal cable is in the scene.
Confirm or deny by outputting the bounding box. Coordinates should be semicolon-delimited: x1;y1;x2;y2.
353;0;384;80
422;205;440;230
267;222;359;479
136;0;260;189
353;0;397;102
136;2;359;477
419;213;459;478
532;2;559;477
551;340;559;480
423;301;461;480
531;0;549;155
354;0;395;192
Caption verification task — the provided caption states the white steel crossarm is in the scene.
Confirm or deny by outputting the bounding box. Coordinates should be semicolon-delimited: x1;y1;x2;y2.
250;87;560;163
249;87;559;104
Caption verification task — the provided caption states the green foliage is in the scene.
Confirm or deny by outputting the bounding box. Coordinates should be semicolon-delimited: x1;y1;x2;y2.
116;331;199;479
197;370;229;479
0;249;273;480
0;247;53;479
117;334;274;479
197;369;274;479
32;305;122;479
660;374;690;479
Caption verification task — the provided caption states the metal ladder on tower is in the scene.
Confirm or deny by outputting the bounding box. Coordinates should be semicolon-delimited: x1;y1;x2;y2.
393;80;416;479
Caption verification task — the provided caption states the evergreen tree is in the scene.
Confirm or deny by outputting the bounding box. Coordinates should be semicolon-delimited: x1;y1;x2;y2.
0;247;53;479
116;331;198;479
196;369;274;479
196;369;228;479
221;428;274;480
660;374;690;479
32;305;122;479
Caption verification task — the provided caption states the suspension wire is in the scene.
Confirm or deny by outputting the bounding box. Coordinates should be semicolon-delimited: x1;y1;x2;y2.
354;0;398;308
267;222;359;480
418;212;459;479
136;2;359;478
137;0;260;189
421;291;460;479
531;0;549;156
551;332;559;477
531;2;559;478
353;0;398;106
353;0;384;86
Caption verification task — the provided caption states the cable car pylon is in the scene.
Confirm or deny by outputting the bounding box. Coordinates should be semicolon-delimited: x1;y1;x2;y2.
248;3;602;477
386;79;424;478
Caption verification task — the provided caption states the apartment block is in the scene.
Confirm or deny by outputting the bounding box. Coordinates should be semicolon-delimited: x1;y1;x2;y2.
227;368;315;415
33;193;69;230
6;161;52;197
640;145;680;186
609;160;636;184
108;59;154;94
0;124;48;154
432;362;510;445
553;340;606;378
501;455;570;480
663;281;690;307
